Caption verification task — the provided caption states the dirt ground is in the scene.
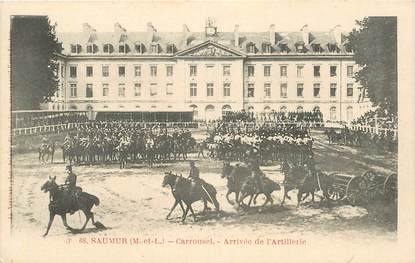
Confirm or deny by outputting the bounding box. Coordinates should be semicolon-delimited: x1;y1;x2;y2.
10;129;397;248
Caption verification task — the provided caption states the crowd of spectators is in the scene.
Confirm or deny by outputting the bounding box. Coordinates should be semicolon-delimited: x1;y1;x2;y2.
351;108;398;130
222;110;323;124
12;112;89;129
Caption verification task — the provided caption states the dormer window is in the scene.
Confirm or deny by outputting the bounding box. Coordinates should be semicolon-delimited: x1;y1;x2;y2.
247;43;256;54
312;44;321;52
135;43;143;54
70;44;81;54
167;44;175;54
119;44;126;53
103;44;113;53
279;44;289;53
151;43;159;54
327;43;337;53
86;44;97;54
262;43;271;54
296;43;305;52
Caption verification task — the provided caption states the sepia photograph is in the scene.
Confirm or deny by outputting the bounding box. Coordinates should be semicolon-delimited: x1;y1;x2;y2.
0;1;414;262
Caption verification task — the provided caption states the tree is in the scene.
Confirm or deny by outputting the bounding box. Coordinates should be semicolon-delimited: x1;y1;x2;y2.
11;16;62;110
347;17;397;114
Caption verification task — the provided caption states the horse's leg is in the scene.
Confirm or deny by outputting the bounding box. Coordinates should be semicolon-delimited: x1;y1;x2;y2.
297;190;303;208
182;204;190;223
212;195;220;212
188;204;197;222
61;214;74;231
253;193;260;205
80;210;91;231
43;212;55;236
247;194;254;207
166;199;180;219
225;190;233;205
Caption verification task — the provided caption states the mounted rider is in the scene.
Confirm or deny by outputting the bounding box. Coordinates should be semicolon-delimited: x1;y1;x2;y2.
41;134;49;150
64;165;80;214
248;159;264;193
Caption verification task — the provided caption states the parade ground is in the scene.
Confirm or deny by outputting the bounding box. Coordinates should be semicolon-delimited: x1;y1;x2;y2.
10;130;397;248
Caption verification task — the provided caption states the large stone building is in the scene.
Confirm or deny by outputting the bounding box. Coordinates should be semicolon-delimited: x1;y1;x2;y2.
50;19;371;121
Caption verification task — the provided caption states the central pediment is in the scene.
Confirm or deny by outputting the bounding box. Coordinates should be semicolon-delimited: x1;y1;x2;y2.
175;40;245;58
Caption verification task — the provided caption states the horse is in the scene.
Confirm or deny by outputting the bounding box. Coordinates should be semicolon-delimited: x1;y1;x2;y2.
238;175;281;208
39;142;56;164
162;172;220;222
221;162;250;205
40;176;104;236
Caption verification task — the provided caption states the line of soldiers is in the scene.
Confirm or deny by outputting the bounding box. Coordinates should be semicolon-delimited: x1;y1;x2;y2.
205;124;314;166
222;110;323;124
62;122;195;165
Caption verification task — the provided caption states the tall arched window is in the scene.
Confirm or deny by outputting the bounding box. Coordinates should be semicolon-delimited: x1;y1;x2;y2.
330;106;337;121
222;105;232;117
205;105;215;121
264;106;271;113
247;106;255;113
190;104;198;119
346;106;353;121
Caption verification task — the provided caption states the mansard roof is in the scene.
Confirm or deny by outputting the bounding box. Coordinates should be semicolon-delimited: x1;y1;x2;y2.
57;25;351;56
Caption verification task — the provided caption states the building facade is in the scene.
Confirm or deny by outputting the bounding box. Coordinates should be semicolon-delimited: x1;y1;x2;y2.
51;20;371;121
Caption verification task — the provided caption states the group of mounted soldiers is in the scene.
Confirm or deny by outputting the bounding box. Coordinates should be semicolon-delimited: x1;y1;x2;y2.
222;110;323;125
60;122;196;167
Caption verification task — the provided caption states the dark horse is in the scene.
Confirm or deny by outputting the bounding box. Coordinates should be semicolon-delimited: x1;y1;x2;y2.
41;176;104;236
39;142;56;164
162;172;220;222
221;162;250;205
238;175;281;208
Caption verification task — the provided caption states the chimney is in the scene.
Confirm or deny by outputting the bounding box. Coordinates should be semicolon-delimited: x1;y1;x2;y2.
269;24;276;44
333;25;342;44
182;24;190;47
147;22;156;43
114;22;126;34
234;25;240;47
82;23;92;33
301;24;309;45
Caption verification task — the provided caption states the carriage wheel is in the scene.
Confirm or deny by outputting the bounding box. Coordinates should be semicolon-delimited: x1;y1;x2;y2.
383;173;397;203
361;170;384;202
326;173;346;201
346;176;367;206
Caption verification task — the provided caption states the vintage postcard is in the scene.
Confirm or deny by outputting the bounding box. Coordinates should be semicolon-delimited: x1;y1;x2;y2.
0;1;414;262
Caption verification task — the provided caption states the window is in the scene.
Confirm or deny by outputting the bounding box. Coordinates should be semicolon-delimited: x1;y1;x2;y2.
70;84;77;97
312;44;321;52
190;65;197;77
70;44;80;54
330;107;337;121
330;83;337;97
247;83;255;97
280;65;287;77
247;44;256;53
86;84;93;98
150;83;157;96
151;44;159;53
223;83;230;97
207;83;214;96
166;66;173;77
279;43;289;53
60;64;64;77
347;66;354;77
247;65;255;77
102;65;109;77
118;83;125;97
280;83;287;98
166;83;173;95
297;83;304;97
346;107;353;121
118;66;125;77
347;84;354;97
264;83;271;98
70;66;77;78
313;83;320;97
296;43;304;52
167;44;175;53
190;83;197;96
86;66;93;77
135;43;143;53
297;65;304;77
150;66;157;77
134;83;141;96
102;84;109;97
134;66;141;77
119;44;126;53
262;43;271;53
86;44;94;54
264;65;271;77
223;65;231;76
330;65;337;77
313;66;320;77
103;44;112;53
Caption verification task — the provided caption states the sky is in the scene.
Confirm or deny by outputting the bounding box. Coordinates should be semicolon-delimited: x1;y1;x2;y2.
40;1;366;33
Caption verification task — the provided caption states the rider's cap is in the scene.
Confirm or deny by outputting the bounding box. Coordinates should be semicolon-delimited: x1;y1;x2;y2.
65;165;72;171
